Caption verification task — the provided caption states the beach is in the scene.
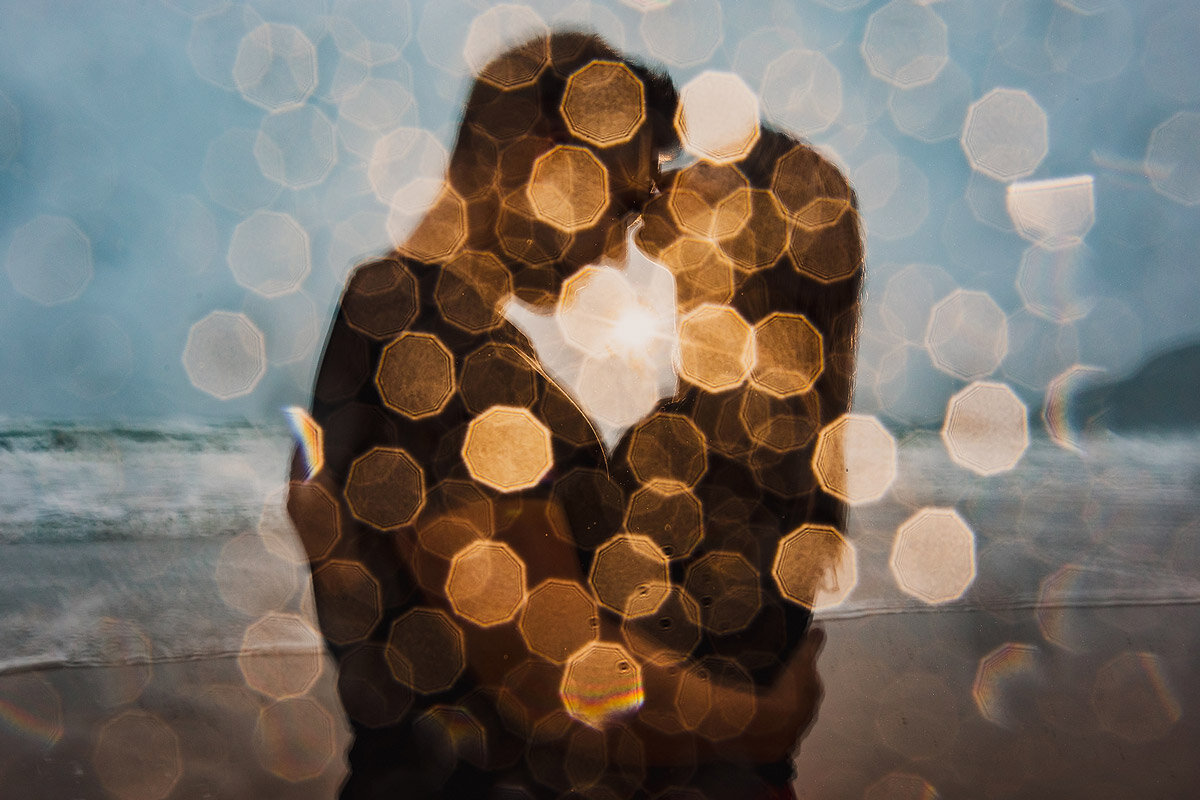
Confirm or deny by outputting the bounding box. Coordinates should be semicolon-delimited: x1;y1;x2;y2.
1;422;1196;797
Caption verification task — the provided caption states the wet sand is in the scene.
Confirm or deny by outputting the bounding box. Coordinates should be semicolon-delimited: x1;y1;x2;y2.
2;429;1196;796
0;652;349;799
2;600;1194;799
795;603;1200;798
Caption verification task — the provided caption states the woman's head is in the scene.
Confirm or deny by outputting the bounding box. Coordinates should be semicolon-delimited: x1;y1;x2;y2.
399;32;679;301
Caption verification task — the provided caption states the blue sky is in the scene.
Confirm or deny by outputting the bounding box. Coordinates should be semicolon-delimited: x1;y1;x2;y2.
1;0;1197;427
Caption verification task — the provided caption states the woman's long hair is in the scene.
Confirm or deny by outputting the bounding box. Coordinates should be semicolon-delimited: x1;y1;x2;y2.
398;32;679;301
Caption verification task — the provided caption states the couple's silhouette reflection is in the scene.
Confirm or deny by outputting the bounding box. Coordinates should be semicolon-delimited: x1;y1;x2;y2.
287;31;862;800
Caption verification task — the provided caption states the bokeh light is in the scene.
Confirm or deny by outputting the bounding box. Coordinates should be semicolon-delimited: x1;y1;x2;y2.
459;343;538;414
1144;111;1200;206
1005;175;1095;250
675;71;760;164
437;251;513;334
669;162;752;241
941;380;1030;476
760;47;842;135
1042;364;1104;452
677;303;754;392
283;405;324;480
676;657;756;741
560;641;644;728
0;673;63;749
861;0;948;88
215;530;301;617
887;60;972;143
238;613;324;699
890;507;977;604
588;533;670;616
561;60;646;148
463;5;548;86
93;711;182;800
684;550;761;635
1016;244;1093;323
182;311;267;399
227;210;310;297
341;257;419;339
336;76;417;157
386;607;465;694
624;479;704;559
813;413;898;504
5;215;93;306
527;145;611;232
621;584;700;666
254;697;336;782
254;105;337;189
772;523;850;610
311;559;382;646
233;22;317;111
925;290;1008;381
638;0;723;67
446;540;528;627
627;413;707;487
344;446;425;530
864;771;940;800
370;127;449;208
961;88;1048;181
972;642;1040;728
519;579;599;663
375;332;455;419
751;312;824;397
286;481;342;562
462;405;553;492
413;704;488;772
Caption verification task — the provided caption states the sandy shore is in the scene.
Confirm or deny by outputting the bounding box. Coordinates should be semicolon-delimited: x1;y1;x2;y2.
794;602;1200;799
2;600;1194;799
0;651;349;799
2;428;1196;796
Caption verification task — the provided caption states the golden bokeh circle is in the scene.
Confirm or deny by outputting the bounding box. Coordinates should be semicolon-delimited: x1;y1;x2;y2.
812;413;897;505
519;578;600;663
344;446;426;529
526;145;611;232
588;533;671;616
462;405;554;492
560;60;646;148
752;312;824;397
445;540;528;627
677;303;755;392
772;523;848;610
376;332;456;419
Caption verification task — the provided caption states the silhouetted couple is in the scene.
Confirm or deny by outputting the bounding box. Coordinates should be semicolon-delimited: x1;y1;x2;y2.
288;31;862;800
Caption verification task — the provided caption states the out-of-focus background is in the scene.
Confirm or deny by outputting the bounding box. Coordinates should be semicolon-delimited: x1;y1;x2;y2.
2;0;1200;428
1;1;1198;798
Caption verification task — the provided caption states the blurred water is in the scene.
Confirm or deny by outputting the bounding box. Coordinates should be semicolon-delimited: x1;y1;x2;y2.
1;422;1196;796
1;422;1196;672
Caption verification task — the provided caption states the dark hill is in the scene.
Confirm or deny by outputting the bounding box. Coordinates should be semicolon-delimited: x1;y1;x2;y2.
1073;340;1200;431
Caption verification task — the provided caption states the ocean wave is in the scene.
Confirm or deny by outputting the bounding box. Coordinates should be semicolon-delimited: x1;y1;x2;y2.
0;420;293;544
1;422;1199;670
